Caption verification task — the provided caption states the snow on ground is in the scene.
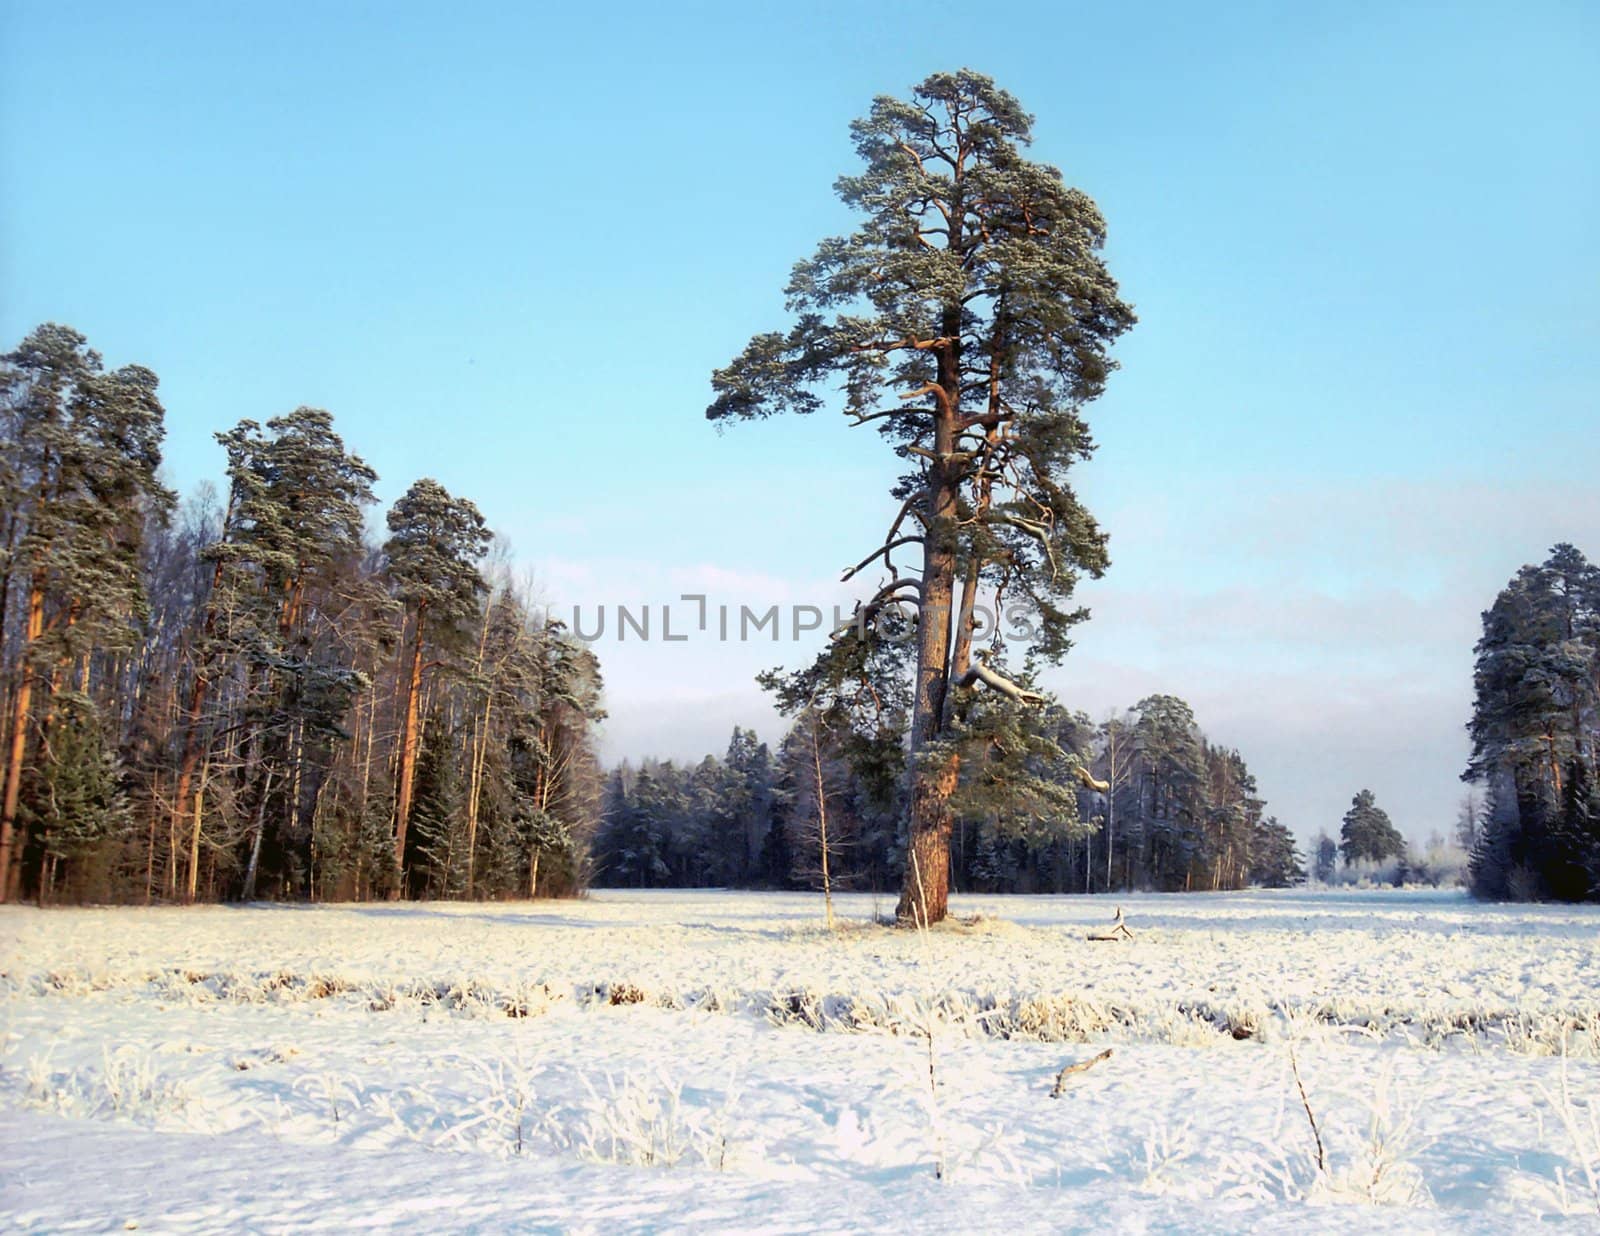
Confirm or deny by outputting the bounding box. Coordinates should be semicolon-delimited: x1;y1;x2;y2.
2;888;1598;1232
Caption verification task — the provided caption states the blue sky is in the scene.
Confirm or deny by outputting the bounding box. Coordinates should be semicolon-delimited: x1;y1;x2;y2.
3;1;1597;842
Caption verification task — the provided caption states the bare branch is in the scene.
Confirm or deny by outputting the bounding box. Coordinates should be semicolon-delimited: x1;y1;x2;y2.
846;406;921;427
841;536;923;583
864;577;920;608
1290;1046;1326;1175
905;446;979;465
1075;765;1111;793
957;651;1045;704
833;577;920;641
1050;1048;1113;1096
849;335;957;356
1086;906;1134;942
985;511;1060;580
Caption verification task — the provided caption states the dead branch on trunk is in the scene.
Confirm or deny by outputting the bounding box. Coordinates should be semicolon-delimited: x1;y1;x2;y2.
1074;765;1110;793
1050;1048;1113;1096
841;536;923;583
1086;905;1133;942
833;578;920;641
957;651;1045;704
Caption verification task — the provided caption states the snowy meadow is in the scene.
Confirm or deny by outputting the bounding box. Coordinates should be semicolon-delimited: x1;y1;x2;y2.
3;888;1599;1232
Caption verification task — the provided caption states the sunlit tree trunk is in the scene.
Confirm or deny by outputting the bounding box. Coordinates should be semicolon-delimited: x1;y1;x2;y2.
391;602;427;893
0;572;45;902
895;328;962;926
811;711;835;930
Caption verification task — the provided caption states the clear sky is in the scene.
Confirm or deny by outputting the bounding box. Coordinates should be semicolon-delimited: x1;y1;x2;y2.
3;1;1597;844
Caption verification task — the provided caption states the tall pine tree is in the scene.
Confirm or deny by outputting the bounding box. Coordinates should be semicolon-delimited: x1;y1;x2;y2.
710;70;1133;923
384;479;492;895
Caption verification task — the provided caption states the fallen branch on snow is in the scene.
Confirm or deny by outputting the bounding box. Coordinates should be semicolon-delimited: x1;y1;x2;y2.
1086;906;1134;942
1050;1048;1113;1096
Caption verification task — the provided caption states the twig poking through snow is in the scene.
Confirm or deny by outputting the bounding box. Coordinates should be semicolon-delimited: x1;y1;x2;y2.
1289;1044;1326;1176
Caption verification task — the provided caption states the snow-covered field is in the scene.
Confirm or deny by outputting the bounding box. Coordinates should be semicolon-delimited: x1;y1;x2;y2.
3;888;1599;1232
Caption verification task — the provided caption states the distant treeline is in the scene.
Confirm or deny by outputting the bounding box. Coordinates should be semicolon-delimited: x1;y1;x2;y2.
595;694;1306;895
1464;544;1600;902
0;324;606;905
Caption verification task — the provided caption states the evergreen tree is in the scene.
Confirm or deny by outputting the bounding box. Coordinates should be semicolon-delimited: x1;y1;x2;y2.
950;690;1094;863
1248;816;1305;888
594;689;1286;898
1465;545;1599;901
24;703;132;903
1312;832;1338;883
408;708;464;897
0;324;172;901
608;764;674;889
0;323;610;906
710;70;1134;923
1129;694;1206;889
711;728;773;884
1198;744;1263;891
1549;757;1600;901
1339;789;1406;865
1454;792;1479;853
384;479;492;893
191;412;378;899
517;615;605;897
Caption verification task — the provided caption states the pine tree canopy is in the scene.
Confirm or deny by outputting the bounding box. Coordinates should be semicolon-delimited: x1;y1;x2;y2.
1339;788;1406;864
1465;544;1600;901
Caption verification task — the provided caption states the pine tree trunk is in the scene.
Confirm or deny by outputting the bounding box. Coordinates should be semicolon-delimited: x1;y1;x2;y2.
241;771;275;901
895;356;962;925
1105;774;1116;892
902;769;957;925
812;718;835;931
391;604;427;895
170;669;208;877
170;555;229;882
185;771;205;904
465;693;491;898
357;672;378;900
463;602;494;898
144;777;158;904
0;573;45;902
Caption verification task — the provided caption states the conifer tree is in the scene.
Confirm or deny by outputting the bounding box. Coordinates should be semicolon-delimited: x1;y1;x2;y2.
710;70;1134;922
1128;694;1206;889
1248;816;1305;888
186;411;377;898
0;323;609;906
1465;544;1599;900
1312;832;1338;883
384;479;492;894
1557;758;1600;899
408;707;464;897
0;325;171;900
1339;789;1406;865
25;703;132;903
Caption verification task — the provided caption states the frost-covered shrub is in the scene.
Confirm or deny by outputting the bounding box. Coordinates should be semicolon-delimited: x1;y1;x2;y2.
1327;858;1406;888
570;1072;740;1170
20;1047;191;1122
1406;844;1469;888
